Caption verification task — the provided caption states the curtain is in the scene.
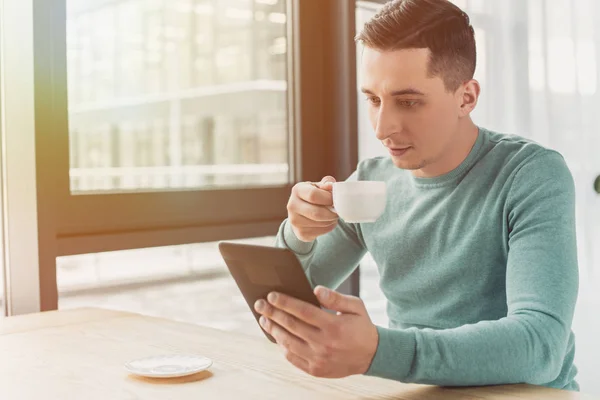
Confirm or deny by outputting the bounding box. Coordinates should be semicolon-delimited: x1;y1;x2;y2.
462;0;600;287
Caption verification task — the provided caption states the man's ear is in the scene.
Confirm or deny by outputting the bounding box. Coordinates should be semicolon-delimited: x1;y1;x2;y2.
457;79;480;117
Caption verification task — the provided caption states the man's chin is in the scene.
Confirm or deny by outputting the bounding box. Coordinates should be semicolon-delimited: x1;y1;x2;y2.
390;156;424;171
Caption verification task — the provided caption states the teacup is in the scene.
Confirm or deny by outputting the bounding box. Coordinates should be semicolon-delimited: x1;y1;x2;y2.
331;181;387;223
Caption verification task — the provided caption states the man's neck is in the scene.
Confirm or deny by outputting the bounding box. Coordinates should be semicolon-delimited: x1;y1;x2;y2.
412;119;480;178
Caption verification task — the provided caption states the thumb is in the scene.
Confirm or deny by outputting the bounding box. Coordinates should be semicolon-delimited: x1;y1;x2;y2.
316;176;336;191
314;286;364;314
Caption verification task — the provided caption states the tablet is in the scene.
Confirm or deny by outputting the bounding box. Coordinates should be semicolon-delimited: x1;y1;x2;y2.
218;242;321;343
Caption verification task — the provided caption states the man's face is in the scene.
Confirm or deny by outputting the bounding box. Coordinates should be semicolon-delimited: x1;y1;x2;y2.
360;47;464;173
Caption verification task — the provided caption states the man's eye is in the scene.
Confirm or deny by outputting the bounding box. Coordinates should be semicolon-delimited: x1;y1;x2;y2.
366;96;381;105
398;100;419;108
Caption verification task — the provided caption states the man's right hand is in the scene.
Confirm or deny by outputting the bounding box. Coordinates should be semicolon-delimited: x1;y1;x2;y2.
287;176;339;243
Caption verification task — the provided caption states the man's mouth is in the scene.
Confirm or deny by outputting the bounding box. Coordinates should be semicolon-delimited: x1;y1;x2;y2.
387;146;412;157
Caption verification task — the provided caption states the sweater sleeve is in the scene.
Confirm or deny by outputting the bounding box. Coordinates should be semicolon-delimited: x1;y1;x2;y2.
275;172;367;290
365;151;579;387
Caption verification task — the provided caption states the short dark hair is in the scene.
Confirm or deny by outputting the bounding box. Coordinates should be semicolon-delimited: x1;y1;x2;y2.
355;0;477;92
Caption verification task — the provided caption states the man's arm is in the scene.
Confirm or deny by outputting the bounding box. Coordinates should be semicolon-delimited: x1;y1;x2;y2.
276;212;367;290
365;151;578;386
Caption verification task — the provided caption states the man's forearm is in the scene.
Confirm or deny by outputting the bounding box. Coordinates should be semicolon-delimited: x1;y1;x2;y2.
275;219;366;289
365;310;571;387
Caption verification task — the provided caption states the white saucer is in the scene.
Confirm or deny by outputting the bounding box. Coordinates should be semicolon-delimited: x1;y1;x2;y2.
125;354;213;378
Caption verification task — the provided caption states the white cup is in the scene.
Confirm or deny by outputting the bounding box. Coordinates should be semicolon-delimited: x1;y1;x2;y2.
332;181;387;223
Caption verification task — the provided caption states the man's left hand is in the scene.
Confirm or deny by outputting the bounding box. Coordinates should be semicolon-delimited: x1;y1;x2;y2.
254;285;379;378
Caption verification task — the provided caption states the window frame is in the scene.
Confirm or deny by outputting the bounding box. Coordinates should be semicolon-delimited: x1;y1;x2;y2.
45;0;294;255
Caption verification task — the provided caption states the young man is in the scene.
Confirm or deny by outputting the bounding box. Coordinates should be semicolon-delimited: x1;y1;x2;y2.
254;0;579;391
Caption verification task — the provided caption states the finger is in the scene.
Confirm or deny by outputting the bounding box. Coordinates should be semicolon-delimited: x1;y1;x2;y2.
315;181;334;192
314;286;365;314
315;176;336;191
256;300;319;343
293;198;338;222
266;292;333;328
259;316;312;358
290;213;338;229
295;183;335;207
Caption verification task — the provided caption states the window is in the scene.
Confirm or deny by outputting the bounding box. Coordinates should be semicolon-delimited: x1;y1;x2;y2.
0;0;358;313
66;0;289;193
48;0;298;274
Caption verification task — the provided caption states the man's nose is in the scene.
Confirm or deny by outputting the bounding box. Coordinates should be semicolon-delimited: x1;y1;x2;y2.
374;107;400;141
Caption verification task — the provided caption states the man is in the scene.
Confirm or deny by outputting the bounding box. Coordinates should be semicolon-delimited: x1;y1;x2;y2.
253;0;579;391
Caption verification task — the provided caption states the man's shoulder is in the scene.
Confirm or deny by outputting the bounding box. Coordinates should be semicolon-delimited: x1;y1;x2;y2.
480;127;569;180
479;128;573;198
484;128;549;160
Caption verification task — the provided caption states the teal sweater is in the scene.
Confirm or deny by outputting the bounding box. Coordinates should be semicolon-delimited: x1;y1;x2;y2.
276;127;579;390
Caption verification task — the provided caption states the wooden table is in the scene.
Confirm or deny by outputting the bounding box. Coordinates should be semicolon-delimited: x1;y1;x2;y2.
0;308;593;400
